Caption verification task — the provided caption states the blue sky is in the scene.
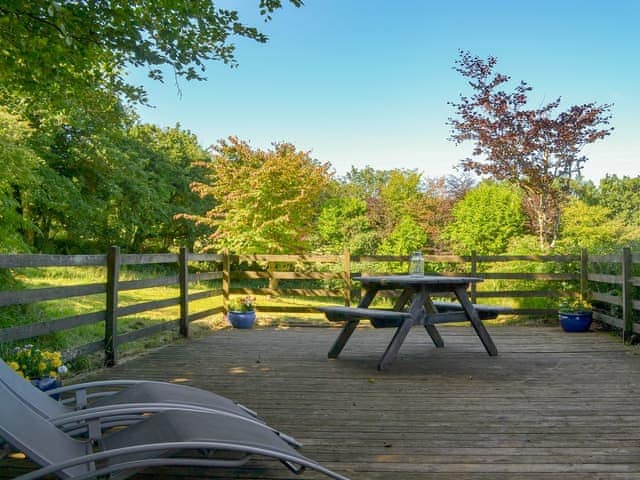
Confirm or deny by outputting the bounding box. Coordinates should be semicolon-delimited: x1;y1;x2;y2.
130;0;639;182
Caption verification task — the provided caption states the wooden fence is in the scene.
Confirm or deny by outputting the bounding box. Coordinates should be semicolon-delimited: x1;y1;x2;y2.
1;247;638;365
229;252;583;317
586;247;640;340
0;247;224;366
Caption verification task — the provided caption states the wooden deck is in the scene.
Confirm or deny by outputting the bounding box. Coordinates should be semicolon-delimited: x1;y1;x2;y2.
5;325;640;479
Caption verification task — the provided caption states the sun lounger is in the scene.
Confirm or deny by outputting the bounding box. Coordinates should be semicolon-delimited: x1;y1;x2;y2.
0;381;351;480
0;358;298;447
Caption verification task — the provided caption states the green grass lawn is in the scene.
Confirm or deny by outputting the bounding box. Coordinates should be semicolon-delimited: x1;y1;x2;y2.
1;267;339;367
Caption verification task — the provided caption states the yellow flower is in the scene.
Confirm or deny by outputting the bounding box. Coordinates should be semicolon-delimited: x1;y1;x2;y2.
5;345;69;379
16;370;24;378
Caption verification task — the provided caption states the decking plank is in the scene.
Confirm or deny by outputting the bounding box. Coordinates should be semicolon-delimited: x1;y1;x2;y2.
3;326;640;479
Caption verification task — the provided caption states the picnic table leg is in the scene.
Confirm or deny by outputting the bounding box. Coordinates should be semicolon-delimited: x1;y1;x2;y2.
424;325;444;347
327;286;379;359
392;289;413;310
393;288;443;347
378;318;413;371
328;320;360;358
454;286;498;356
422;296;445;348
378;287;434;370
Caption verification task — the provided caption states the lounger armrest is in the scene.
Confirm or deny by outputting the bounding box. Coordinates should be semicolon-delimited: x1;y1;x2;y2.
49;402;293;445
48;380;146;405
48;380;172;407
49;379;149;396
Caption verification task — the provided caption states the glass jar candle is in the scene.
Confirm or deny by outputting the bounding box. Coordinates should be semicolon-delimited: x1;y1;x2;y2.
409;251;424;276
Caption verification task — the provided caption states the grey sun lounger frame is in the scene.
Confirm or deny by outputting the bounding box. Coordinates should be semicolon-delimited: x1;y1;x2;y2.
0;359;299;447
0;382;351;480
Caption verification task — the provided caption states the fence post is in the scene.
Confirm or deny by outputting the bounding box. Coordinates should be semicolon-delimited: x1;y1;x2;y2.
179;247;189;337
470;251;477;303
268;262;278;292
222;249;230;316
105;246;120;367
580;248;589;302
344;249;351;307
622;247;633;340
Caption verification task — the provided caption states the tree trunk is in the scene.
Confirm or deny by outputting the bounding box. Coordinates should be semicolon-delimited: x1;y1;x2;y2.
537;210;546;251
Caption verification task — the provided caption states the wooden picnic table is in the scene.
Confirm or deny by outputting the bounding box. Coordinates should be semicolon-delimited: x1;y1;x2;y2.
319;275;498;370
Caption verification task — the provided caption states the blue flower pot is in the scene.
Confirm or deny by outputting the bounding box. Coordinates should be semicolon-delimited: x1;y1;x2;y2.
31;376;62;399
559;311;593;332
228;311;256;329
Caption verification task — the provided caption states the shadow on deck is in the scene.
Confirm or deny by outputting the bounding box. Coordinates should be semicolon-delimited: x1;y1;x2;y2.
5;325;640;479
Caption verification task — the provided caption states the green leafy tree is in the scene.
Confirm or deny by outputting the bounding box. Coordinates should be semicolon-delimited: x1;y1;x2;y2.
23;122;132;252
595;175;640;226
0;107;42;251
22;121;210;253
377;216;427;255
126;124;211;251
188;137;332;253
342;167;464;253
342;167;393;242
314;196;377;254
343;166;389;200
379;169;423;220
345;167;427;241
443;182;526;255
555;199;640;254
0;0;302;107
0;1;304;254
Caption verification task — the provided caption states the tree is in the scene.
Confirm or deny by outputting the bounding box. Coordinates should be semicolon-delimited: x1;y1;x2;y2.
377;216;427;256
412;174;475;252
555;199;640;254
0;1;302;107
342;167;462;253
443;181;526;255
344;167;427;241
127;124;211;251
314;196;377;255
379;169;424;220
19;118;210;253
595;175;640;227
343;166;389;200
0;1;304;254
188;137;332;253
448;51;612;249
0;107;41;251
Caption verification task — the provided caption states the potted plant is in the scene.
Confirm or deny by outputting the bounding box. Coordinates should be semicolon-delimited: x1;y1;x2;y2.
227;296;257;329
558;299;593;332
4;344;69;394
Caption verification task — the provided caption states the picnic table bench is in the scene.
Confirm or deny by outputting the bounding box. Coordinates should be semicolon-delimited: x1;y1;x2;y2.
318;275;502;370
431;301;510;319
319;302;507;326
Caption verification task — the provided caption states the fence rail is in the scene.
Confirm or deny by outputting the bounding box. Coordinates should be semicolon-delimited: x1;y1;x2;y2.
587;247;640;339
1;247;639;365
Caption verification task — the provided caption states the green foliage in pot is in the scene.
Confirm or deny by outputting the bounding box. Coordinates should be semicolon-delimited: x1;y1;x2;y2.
558;299;592;314
229;296;256;312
